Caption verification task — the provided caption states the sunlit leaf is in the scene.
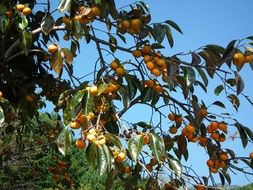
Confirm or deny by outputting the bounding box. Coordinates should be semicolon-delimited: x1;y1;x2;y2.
50;50;63;75
168;158;182;177
98;145;111;175
58;0;71;13
61;48;73;65
149;133;165;163
70;90;85;112
41;13;55;35
128;135;143;161
17;15;28;30
56;128;72;156
0;106;4;127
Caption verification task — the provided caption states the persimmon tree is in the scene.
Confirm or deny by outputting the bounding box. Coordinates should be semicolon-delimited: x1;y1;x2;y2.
1;0;253;189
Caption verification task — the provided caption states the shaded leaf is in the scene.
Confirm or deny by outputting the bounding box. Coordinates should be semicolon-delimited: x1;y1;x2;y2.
86;142;99;169
105;133;122;149
70;90;85;112
228;94;240;111
165;20;183;34
221;40;237;62
41;13;55;35
212;101;226;108
104;120;119;135
21;30;32;56
141;87;153;103
135;122;152;129
235;123;248;148
164;25;174;48
235;72;244;95
191;52;201;65
128;135;143;161
153;23;165;44
196;67;208;86
214;85;224;96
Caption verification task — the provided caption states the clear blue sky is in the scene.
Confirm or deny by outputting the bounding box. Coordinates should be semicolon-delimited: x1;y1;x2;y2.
51;0;253;186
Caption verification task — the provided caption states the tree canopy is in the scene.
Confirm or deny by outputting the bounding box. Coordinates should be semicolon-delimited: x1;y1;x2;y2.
0;0;253;189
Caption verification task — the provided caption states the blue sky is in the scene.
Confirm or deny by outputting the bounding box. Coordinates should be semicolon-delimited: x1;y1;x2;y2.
50;0;253;186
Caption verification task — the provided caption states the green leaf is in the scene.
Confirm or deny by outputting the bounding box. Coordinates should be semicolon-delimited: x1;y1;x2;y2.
135;122;152;129
153;23;165;44
196;67;208;86
235;72;244;95
118;87;130;110
191;52;201;65
70;90;85;112
125;75;139;100
141;87;153;103
214;85;224;96
0;106;4;126
185;67;196;86
128;135;143;161
83;91;94;115
221;40;237;62
58;0;71;13
21;29;32;56
50;50;63;75
228;94;240;111
149;133;165;163
226;78;236;86
56;128;72;156
164;25;174;48
86;142;99;169
0;4;7;15
41;13;55;35
219;171;225;186
98;145;111;175
212;101;226;108
139;1;150;12
105;133;122;149
17;15;28;30
165;20;183;34
168;158;182;177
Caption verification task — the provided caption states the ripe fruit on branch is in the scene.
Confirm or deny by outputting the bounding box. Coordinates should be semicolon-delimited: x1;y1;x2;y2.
110;60;119;70
130;19;141;30
233;52;244;66
132;49;142;58
48;43;58;54
168;113;176;121
115;67;125;76
120;20;130;30
75;139;86;149
70;121;81;129
22;7;32;16
141;45;152;55
16;4;26;12
115;151;126;163
91;6;102;17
